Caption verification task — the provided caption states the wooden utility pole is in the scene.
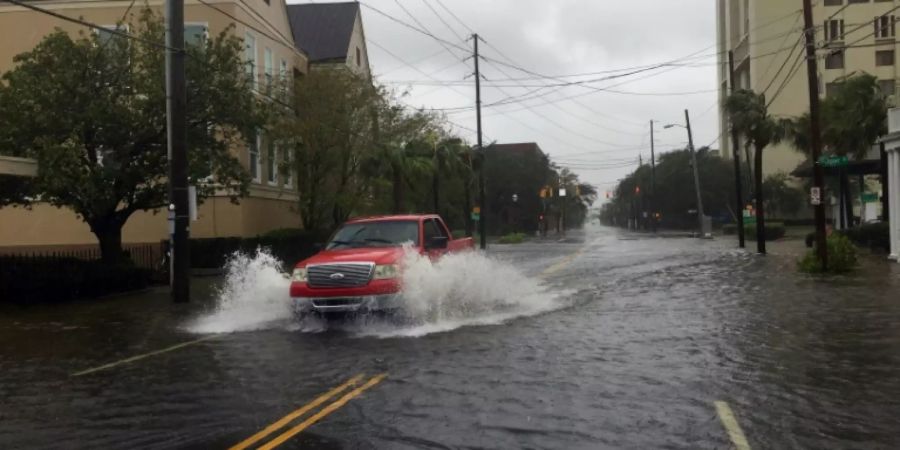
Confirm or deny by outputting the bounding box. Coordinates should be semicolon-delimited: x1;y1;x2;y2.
166;0;189;302
803;0;829;268
473;34;486;250
685;109;705;236
728;51;746;248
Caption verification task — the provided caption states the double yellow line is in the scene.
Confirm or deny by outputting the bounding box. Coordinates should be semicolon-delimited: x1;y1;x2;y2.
231;373;386;450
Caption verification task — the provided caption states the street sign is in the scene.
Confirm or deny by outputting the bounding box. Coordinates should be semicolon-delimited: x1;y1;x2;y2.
742;209;751;218
471;213;480;221
559;188;567;197
473;206;481;214
810;186;822;205
861;192;879;203
818;155;849;168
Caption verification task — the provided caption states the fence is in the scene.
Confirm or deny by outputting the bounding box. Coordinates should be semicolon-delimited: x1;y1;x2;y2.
0;242;165;269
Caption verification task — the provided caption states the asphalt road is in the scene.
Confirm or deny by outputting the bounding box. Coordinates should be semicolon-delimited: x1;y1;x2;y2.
2;224;900;449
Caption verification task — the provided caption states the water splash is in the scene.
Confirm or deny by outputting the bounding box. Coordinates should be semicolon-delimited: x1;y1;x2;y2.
185;247;569;337
185;250;292;333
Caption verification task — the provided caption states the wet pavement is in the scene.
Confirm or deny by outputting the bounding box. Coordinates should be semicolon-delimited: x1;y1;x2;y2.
2;224;900;449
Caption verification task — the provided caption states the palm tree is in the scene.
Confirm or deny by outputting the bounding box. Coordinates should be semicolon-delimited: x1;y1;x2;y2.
725;89;788;254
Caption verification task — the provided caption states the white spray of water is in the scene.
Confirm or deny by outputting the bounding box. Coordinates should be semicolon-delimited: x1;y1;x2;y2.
185;250;292;333
185;247;570;337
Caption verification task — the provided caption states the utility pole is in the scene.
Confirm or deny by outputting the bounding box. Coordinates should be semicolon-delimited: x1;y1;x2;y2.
685;109;705;237
728;51;745;248
473;33;486;250
803;0;829;269
166;0;189;302
650;120;657;233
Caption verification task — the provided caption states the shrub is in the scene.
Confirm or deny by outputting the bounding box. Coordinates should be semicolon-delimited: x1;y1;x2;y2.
840;222;890;252
498;232;527;244
0;256;150;304
798;234;858;274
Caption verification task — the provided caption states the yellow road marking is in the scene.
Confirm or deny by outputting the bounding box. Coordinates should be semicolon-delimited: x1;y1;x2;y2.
230;374;366;450
258;374;387;450
715;401;751;450
71;335;220;377
540;248;585;277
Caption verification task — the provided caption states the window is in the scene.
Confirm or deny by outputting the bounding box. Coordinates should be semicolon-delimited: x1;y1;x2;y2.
185;23;208;48
824;0;842;4
267;141;277;185
280;59;288;98
825;19;845;42
283;148;293;188
875;15;896;39
825;50;845;69
879;79;896;96
244;32;257;88
876;49;895;66
249;132;261;182
96;24;128;47
356;47;361;66
423;220;445;242
848;0;869;3
264;47;273;88
826;82;843;97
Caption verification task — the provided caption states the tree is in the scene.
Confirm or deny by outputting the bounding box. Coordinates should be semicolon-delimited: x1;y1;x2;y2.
0;9;264;262
273;68;378;231
725;89;788;253
762;173;804;219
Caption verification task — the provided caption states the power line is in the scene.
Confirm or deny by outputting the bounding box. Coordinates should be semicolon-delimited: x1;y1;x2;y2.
420;0;467;43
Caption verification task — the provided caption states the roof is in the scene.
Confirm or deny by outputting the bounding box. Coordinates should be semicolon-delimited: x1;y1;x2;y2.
345;214;438;223
286;2;359;62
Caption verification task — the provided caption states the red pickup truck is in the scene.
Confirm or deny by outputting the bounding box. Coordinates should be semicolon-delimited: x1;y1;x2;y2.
289;214;474;317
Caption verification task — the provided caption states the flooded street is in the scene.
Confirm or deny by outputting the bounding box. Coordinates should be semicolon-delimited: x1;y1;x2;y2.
2;224;900;449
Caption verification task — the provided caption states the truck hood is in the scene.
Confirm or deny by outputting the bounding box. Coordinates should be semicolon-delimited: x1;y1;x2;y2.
297;246;409;267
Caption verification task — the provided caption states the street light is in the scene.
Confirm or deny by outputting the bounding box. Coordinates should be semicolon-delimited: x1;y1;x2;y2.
663;110;707;237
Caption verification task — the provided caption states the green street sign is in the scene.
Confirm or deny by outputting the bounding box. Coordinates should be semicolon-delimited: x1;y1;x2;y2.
861;192;879;203
471;213;480;221
818;155;849;168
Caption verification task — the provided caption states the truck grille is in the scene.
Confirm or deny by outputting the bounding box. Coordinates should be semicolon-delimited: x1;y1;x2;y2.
307;263;374;288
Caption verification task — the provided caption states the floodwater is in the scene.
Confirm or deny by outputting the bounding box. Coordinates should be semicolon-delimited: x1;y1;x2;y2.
1;224;899;449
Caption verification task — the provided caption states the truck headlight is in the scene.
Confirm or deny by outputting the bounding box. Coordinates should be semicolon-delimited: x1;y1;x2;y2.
373;264;399;280
291;267;308;282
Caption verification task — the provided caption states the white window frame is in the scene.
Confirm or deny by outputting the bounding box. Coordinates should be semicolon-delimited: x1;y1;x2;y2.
825;19;845;42
245;32;257;89
249;132;261;182
283;147;293;188
267;141;278;186
184;22;209;48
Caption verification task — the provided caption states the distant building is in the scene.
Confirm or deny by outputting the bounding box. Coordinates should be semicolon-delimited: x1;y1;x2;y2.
0;0;307;251
286;2;370;77
716;0;898;177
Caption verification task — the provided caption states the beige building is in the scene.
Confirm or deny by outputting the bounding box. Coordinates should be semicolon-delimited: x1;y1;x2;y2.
0;0;310;251
286;2;371;77
717;0;899;176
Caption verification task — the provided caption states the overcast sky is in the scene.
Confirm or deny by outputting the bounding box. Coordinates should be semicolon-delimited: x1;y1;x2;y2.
298;0;720;198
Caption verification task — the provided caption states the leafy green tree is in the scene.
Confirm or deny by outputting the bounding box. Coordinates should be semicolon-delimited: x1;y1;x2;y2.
0;9;263;262
725;89;788;253
762;173;804;219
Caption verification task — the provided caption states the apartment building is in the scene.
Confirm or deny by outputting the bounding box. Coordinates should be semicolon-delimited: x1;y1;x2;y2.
286;2;371;77
717;0;899;177
0;0;308;249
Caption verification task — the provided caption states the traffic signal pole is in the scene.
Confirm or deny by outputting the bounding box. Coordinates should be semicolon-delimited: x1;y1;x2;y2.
166;0;189;302
473;33;486;250
803;0;829;269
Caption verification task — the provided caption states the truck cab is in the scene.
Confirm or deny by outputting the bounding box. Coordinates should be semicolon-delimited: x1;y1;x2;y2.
289;214;474;316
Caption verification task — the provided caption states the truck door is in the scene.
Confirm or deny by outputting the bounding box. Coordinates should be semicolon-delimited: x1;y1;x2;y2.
423;218;450;259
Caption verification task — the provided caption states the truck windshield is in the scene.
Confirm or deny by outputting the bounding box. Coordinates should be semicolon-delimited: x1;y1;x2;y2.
327;220;420;249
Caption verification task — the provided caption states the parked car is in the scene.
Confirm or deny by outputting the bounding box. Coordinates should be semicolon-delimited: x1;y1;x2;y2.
289;214;474;318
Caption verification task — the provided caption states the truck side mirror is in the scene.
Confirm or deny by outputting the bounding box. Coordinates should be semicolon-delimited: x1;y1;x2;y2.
312;243;324;252
426;236;449;250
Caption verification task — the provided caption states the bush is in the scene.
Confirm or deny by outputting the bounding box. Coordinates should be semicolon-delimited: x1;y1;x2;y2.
190;228;326;269
722;222;786;241
0;256;150;304
798;234;858;274
498;232;527;244
840;222;890;252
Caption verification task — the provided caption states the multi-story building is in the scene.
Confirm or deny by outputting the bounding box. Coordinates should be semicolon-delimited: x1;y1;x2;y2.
286;2;371;77
0;0;308;251
717;0;898;177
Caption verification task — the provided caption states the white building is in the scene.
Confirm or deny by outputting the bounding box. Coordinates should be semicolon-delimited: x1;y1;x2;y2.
878;108;900;261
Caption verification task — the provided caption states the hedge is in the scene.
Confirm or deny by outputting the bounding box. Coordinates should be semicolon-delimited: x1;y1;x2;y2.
840;222;890;252
190;228;326;269
498;232;527;244
0;256;150;305
721;222;786;241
